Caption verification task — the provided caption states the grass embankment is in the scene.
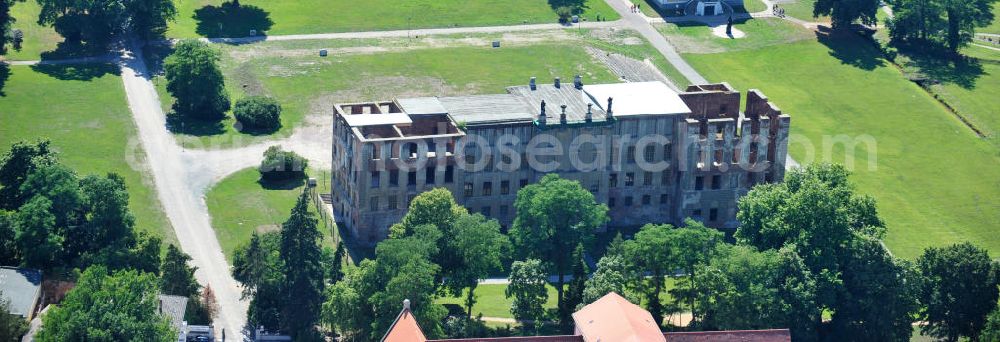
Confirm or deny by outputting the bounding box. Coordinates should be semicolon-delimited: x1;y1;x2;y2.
206;167;336;260
0;64;175;245
682;31;999;259
166;0;619;38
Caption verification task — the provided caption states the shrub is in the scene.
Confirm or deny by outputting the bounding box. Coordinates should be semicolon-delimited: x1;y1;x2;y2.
555;6;573;23
234;96;282;131
259;146;307;181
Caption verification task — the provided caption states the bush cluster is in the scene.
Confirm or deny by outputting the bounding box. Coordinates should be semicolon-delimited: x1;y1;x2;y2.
234;96;282;131
258;146;307;181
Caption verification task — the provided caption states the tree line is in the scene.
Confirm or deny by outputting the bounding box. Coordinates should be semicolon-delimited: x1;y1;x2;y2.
313;165;1000;342
0;139;216;341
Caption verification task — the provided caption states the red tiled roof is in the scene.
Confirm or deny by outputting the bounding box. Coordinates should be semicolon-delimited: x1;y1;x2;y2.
664;329;791;342
431;336;584;342
572;292;666;342
382;308;427;342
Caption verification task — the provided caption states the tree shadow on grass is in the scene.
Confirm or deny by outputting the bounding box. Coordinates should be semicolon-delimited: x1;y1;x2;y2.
0;64;9;97
257;175;305;190
30;62;119;81
165;112;227;136
193;2;274;38
896;43;985;89
815;26;885;71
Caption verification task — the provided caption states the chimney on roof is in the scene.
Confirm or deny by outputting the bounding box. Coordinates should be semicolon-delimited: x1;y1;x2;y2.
529;76;536;90
554;77;561;88
560;104;568;124
574;75;583;89
606;97;614;121
403;299;411;310
586;103;593;122
539;100;547;126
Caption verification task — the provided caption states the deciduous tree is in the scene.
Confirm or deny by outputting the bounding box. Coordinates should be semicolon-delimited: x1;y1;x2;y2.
510;174;607;315
813;0;881;28
14;196;62;269
624;224;677;326
0;139;57;210
445;213;509;318
917;242;999;342
164;40;230;119
560;244;588;331
232;231;284;329
506;259;549;333
37;266;175;342
0;291;28;341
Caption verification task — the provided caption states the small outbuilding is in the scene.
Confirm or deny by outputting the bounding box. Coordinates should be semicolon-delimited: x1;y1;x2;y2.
0;266;42;320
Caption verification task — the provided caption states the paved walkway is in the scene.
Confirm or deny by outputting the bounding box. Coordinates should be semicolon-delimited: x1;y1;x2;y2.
197;21;621;44
605;0;708;84
117;39;250;339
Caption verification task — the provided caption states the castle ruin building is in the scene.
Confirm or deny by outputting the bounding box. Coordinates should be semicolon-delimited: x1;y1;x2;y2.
330;78;790;245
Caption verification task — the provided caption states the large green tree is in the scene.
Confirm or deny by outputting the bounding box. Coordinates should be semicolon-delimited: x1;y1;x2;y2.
444;213;509;318
813;0;881;28
582;237;635;305
127;0;176;39
279;190;325;339
506;259;549;333
323;224;445;340
36;0;128;45
510;174;607;316
691;244;818;340
917;242;1000;342
15;196;62;269
560;243;588;331
232;231;284;330
160;244;200;297
888;0;997;51
164;40;230;119
0;211;17;265
37;266;175;341
736;163;913;340
0;140;57;210
669;220;723;321
623;224;677;326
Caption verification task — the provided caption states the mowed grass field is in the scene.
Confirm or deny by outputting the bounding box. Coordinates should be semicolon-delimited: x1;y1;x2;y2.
435;283;560;319
683;31;1000;259
925;46;1000;146
206;167;336;260
166;0;619;38
160;42;621;147
2;1;64;61
0;65;175;245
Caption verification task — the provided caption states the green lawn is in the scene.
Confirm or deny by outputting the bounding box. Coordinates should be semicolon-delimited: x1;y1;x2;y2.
0;64;175;245
160;42;621;148
742;0;769;13
778;0;829;22
922;47;1000;145
683;32;1000;259
436;283;560;319
657;18;815;54
206;167;336;260
166;0;619;38
1;1;63;61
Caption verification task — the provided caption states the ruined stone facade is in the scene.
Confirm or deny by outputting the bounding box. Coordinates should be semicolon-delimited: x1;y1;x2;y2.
331;79;790;245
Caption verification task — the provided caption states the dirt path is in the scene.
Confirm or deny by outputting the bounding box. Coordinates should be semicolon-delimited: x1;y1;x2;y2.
118;39;249;339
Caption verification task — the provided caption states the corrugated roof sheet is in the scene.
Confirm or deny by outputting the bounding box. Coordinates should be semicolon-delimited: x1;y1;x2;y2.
398;97;448;115
439;94;535;125
507;84;608;123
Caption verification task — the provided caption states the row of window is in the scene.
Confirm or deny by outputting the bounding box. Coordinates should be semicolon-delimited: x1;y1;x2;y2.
371;166;456;188
608;193;670;208
464;179;528;197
